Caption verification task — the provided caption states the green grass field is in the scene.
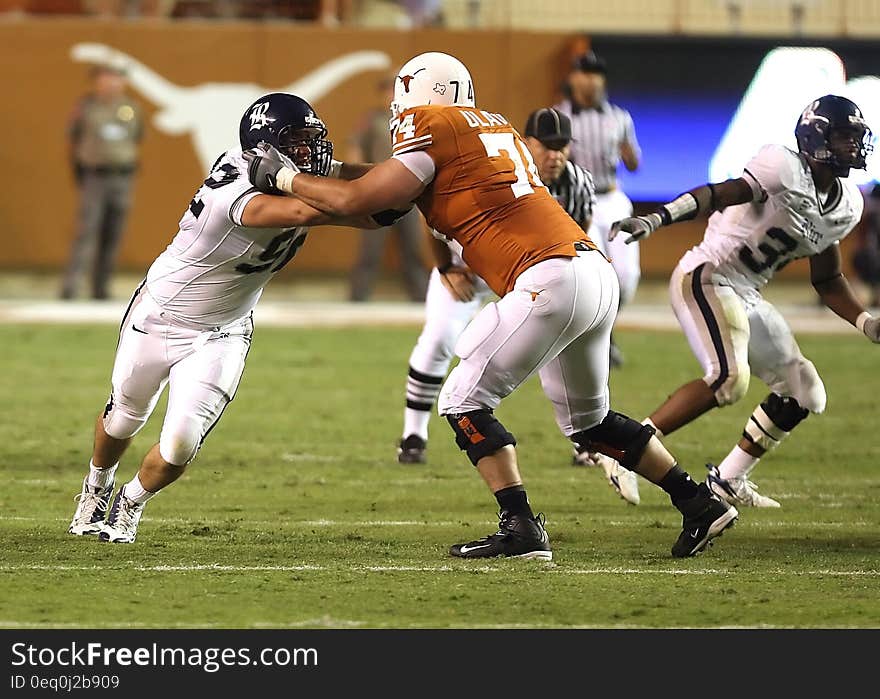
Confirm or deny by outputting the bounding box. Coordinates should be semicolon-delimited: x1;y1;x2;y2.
1;323;877;628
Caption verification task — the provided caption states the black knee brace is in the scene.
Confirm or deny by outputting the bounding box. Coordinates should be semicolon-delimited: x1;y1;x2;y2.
571;410;655;469
446;410;517;466
762;393;809;431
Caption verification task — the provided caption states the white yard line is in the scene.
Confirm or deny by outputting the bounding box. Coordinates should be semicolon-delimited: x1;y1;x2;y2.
1;563;876;576
0;299;858;333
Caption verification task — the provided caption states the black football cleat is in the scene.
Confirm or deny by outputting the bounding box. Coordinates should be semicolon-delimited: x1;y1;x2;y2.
397;435;427;464
450;511;552;560
671;483;738;558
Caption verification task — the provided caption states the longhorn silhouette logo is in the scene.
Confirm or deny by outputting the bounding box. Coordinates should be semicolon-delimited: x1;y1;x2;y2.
71;43;392;173
398;68;425;93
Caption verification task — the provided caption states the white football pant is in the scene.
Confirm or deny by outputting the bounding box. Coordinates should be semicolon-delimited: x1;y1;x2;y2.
438;249;620;436
102;284;253;466
669;262;826;413
590;189;640;306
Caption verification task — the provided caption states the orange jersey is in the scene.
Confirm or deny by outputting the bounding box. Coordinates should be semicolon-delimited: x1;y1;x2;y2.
391;104;597;296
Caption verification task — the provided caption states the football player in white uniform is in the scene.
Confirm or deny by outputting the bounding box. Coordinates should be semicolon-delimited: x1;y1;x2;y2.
608;94;877;510
67;93;389;543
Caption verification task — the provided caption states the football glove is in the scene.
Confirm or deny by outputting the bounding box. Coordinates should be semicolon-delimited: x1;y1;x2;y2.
608;213;663;244
861;315;880;343
243;143;297;195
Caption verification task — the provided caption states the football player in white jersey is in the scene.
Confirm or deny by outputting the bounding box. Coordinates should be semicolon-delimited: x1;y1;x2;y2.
67;93;389;543
608;94;877;510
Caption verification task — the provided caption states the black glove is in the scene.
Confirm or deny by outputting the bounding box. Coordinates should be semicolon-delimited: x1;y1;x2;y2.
371;204;414;226
243;143;293;194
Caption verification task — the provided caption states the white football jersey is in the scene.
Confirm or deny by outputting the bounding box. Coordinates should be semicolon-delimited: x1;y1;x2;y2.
146;148;308;329
680;144;864;289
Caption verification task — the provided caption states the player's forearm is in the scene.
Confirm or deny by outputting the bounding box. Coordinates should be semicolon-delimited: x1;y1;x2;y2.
430;235;454;271
280;171;371;217
813;275;867;327
338;161;374;180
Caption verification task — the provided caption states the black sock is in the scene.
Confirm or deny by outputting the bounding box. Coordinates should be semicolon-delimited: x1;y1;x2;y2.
495;485;534;518
658;464;699;504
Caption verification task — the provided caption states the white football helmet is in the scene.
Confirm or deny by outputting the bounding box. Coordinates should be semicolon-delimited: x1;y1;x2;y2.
390;52;475;118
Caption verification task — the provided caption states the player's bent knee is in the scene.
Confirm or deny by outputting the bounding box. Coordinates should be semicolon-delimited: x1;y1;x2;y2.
712;367;750;406
446;410;516;466
159;425;202;467
102;396;148;440
571;410;655;469
791;358;827;414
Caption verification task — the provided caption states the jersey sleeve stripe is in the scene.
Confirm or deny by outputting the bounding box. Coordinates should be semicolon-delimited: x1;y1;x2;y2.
392;135;433;152
228;186;260;225
393;140;434;156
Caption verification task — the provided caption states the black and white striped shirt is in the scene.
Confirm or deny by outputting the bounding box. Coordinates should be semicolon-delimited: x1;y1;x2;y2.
546;161;596;228
554;98;640;193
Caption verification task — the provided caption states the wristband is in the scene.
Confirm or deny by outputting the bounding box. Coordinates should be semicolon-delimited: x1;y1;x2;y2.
275;167;298;194
328;159;343;178
659;192;699;225
856;311;873;334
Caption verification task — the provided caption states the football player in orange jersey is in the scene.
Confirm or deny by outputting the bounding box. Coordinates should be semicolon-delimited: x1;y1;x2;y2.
244;52;737;560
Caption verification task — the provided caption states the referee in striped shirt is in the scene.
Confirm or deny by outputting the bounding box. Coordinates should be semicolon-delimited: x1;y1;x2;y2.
522;107;596;233
556;50;641;368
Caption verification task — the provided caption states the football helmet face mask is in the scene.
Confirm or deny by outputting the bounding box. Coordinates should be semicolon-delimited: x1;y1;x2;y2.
239;93;333;176
795;94;873;177
390;52;475;119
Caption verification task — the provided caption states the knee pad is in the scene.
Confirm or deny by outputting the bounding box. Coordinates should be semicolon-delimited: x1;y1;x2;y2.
711;366;750;406
159;418;203;467
571;410;655;470
446;410;516;466
102;393;148;440
743;393;809;452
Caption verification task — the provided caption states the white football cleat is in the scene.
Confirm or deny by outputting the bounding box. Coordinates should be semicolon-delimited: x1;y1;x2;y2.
595;453;640;506
68;477;114;536
706;464;780;508
99;486;146;543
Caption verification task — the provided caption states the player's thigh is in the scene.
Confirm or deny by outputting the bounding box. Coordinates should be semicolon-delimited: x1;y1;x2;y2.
108;291;173;421
160;330;252;465
748;299;826;412
670;264;751;404
538;306;614;436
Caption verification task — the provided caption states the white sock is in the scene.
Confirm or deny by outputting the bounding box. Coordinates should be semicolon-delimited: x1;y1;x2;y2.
403;407;431;441
123;474;156;504
87;460;117;489
643;418;663;439
717;446;760;480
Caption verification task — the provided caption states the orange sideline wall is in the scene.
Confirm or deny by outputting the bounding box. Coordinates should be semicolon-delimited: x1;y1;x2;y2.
0;20;858;280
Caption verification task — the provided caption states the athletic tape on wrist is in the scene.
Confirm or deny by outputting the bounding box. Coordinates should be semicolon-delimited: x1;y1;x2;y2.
328;159;343;179
275;167;298;194
856;311;873;334
660;192;699;225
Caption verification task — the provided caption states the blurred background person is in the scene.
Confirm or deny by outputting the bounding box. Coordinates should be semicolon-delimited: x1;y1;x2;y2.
61;61;143;301
556;50;641;367
348;71;429;302
852;183;880;308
